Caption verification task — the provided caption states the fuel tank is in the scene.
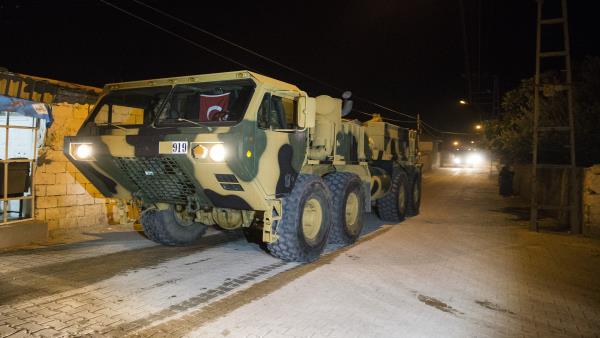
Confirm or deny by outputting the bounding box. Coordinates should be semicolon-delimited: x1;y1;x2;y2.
369;166;391;200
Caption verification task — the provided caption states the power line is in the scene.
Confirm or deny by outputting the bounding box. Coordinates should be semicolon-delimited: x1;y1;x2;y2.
98;0;254;71
352;110;379;118
421;124;439;139
422;120;446;134
356;97;418;121
126;0;420;122
101;0;460;134
131;0;344;92
351;109;416;124
439;131;477;136
382;118;417;124
421;121;477;137
354;109;468;135
420;119;474;136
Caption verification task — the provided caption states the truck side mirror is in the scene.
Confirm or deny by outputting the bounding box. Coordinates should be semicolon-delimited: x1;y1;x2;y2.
297;94;316;128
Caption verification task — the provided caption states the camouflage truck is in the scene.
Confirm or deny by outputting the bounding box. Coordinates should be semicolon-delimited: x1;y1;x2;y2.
64;71;421;262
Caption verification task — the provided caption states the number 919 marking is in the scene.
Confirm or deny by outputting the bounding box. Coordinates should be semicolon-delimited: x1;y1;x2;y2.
171;141;188;154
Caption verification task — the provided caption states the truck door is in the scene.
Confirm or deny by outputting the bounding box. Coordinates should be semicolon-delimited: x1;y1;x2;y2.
256;93;306;197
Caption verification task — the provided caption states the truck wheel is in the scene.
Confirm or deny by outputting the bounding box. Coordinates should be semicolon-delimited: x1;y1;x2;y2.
324;172;364;245
268;174;332;262
407;173;422;216
376;170;408;223
141;207;208;246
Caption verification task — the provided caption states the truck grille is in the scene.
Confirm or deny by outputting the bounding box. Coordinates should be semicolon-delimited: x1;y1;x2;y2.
115;157;196;204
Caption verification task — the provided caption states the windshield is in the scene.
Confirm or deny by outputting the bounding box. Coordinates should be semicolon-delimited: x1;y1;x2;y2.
92;86;171;126
157;79;255;125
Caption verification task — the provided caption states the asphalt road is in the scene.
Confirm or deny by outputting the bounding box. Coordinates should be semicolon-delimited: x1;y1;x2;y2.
1;168;599;337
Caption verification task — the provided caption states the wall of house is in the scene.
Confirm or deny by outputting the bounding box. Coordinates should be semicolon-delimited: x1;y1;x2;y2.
0;71;128;236
34;103;118;231
512;164;585;231
583;165;600;236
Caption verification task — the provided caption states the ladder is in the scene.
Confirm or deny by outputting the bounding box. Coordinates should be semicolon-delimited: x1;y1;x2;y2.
531;0;578;232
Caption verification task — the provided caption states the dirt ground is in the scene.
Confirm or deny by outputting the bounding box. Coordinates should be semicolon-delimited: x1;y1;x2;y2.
1;168;599;337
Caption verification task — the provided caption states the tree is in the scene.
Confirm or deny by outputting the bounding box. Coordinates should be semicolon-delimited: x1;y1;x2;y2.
573;57;600;166
484;56;600;166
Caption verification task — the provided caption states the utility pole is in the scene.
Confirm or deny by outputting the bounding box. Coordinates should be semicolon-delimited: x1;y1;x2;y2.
530;0;578;233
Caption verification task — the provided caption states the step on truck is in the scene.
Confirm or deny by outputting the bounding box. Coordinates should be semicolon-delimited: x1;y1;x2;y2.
64;71;422;262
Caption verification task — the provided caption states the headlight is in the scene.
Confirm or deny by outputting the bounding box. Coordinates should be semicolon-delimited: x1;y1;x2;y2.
467;153;483;165
209;144;226;162
76;144;93;159
70;143;94;161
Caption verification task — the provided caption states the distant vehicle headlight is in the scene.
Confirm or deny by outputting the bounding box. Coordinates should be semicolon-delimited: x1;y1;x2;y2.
453;157;462;165
209;144;226;162
70;143;94;161
466;153;483;165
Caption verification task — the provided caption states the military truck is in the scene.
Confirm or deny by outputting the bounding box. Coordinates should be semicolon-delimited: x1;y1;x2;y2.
64;71;421;262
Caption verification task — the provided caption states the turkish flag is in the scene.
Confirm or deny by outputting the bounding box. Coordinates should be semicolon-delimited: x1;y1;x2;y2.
199;93;230;121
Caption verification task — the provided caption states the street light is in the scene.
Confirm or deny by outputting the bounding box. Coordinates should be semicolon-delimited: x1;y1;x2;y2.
475;124;482;130
459;99;468;105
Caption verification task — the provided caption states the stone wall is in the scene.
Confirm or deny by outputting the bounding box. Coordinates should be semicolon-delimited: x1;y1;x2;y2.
34;103;117;231
583;165;600;236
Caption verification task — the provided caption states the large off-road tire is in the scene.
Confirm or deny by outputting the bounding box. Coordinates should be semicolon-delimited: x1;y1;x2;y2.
141;207;208;246
267;174;332;262
406;172;422;216
376;170;408;223
324;172;365;245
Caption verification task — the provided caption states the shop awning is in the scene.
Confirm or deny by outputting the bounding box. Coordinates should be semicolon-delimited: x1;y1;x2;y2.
0;95;53;125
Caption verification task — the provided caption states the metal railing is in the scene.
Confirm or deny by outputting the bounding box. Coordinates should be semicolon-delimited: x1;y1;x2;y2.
1;116;39;225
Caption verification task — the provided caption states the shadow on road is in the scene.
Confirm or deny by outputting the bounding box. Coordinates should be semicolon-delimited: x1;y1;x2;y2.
0;231;244;306
0;207;394;307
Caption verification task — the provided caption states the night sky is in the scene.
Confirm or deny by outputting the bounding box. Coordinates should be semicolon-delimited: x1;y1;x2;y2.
1;0;598;134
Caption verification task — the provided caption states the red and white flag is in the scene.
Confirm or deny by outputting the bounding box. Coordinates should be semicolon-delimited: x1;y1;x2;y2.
199;93;230;121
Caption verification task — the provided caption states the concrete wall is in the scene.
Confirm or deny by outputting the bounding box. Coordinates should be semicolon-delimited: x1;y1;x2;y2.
34;103;118;231
583;165;600;236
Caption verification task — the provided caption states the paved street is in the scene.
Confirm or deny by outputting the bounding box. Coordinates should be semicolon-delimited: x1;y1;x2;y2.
1;168;600;337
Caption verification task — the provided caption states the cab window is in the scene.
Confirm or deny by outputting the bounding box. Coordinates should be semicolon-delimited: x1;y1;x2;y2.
92;86;170;126
257;93;297;130
157;79;255;125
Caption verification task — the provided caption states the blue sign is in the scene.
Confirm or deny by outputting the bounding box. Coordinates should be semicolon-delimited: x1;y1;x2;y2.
0;95;53;125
